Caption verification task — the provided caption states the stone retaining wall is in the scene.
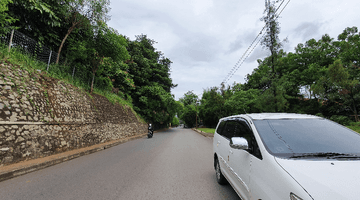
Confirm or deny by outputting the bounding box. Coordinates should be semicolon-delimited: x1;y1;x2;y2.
0;61;147;166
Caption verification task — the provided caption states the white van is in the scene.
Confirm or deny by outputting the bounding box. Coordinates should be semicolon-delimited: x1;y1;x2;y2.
213;113;360;200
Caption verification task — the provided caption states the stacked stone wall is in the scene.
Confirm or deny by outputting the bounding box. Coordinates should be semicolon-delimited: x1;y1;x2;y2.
0;61;147;166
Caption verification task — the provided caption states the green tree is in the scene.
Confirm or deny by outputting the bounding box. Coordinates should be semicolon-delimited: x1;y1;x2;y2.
8;0;63;48
225;88;260;115
199;86;231;128
181;104;197;128
89;23;130;93
56;0;110;64
0;0;17;35
126;34;177;125
259;0;287;111
174;101;184;120
294;35;337;99
63;25;95;83
313;60;360;121
171;116;180;127
63;23;132;94
136;85;176;125
246;32;339;114
179;91;198;106
261;0;283;73
335;27;360;85
245;59;272;91
245;52;292;112
127;34;175;93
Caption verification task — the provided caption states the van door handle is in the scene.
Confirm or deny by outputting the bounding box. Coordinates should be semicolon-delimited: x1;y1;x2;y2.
217;141;220;147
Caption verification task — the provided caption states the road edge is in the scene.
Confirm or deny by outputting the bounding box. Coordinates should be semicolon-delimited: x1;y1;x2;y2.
0;133;147;182
192;128;214;137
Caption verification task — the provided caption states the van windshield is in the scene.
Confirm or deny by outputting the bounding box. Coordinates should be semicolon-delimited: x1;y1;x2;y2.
253;118;360;158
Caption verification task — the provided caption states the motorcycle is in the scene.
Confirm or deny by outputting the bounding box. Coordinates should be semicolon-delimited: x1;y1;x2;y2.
148;124;153;138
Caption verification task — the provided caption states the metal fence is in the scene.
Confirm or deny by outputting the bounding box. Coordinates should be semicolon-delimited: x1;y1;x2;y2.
1;30;107;89
1;30;63;69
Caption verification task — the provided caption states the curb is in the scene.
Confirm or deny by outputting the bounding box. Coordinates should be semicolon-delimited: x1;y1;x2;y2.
192;128;214;137
0;133;147;182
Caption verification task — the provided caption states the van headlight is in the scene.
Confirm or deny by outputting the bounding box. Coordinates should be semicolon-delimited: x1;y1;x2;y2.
290;193;303;200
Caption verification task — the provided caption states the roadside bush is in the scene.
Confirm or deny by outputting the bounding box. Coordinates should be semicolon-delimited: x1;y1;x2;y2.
181;104;196;128
171;116;180;127
350;122;360;126
315;113;325;118
330;115;351;126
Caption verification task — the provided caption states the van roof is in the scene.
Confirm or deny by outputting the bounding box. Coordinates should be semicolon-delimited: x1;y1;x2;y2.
221;113;320;121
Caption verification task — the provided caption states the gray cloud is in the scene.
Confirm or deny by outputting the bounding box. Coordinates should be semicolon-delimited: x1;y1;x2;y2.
226;31;258;55
293;22;323;41
226;35;244;55
245;47;269;63
169;34;221;65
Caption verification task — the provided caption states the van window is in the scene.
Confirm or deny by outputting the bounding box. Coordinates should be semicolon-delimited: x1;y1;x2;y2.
223;120;237;139
254;118;360;158
216;120;227;136
236;119;262;159
235;121;252;140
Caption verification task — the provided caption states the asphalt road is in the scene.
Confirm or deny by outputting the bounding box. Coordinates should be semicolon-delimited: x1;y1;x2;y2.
0;128;240;200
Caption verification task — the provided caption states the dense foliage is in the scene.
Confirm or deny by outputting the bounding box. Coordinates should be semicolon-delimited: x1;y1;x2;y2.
5;0;360;129
0;0;17;35
176;1;360;128
178;91;199;128
1;0;178;127
182;26;360;128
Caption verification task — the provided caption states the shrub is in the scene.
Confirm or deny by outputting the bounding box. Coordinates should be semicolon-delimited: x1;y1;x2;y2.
315;113;325;118
171;116;180;127
330;115;351;126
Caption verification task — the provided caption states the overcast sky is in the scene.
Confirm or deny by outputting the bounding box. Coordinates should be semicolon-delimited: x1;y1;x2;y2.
108;0;360;100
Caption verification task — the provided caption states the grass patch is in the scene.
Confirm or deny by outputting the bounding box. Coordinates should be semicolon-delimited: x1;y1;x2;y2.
198;128;215;134
93;88;146;123
347;122;360;134
93;88;133;110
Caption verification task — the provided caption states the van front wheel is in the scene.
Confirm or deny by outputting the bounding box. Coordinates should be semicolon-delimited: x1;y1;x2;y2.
215;159;227;185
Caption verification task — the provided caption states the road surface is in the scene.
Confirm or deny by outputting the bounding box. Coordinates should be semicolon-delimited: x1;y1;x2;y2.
0;128;240;200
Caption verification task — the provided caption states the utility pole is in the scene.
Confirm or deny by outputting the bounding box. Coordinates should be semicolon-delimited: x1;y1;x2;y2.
261;0;284;112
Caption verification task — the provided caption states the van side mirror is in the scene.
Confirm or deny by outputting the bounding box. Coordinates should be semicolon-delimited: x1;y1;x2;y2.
230;137;249;150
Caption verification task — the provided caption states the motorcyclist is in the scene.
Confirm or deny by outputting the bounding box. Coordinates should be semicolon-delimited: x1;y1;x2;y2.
148;123;154;138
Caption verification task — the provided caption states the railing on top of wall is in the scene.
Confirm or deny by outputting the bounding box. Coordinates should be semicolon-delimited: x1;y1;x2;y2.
1;30;63;70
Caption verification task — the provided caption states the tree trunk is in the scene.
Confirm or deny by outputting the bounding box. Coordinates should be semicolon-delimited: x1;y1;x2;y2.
354;106;359;122
56;29;71;64
56;22;78;64
351;95;359;122
90;72;95;94
90;56;103;94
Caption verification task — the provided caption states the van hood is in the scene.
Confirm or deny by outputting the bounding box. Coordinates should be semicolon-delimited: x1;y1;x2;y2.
275;157;360;199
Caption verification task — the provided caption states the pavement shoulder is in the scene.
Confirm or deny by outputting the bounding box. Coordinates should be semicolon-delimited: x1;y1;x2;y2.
192;128;214;137
0;133;147;182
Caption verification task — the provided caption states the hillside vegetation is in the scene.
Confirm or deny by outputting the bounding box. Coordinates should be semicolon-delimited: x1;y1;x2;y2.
175;0;360;128
178;27;360;128
0;0;179;129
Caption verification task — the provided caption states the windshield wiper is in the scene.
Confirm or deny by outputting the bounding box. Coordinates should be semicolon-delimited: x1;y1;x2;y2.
290;152;360;159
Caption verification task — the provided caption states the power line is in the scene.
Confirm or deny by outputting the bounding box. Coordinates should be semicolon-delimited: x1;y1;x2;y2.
221;0;290;85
